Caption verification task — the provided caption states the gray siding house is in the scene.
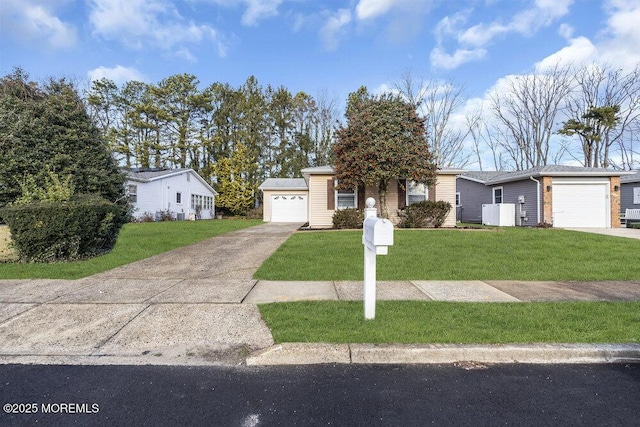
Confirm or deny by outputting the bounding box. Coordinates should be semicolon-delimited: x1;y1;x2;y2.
456;172;503;223
620;170;640;212
457;165;631;228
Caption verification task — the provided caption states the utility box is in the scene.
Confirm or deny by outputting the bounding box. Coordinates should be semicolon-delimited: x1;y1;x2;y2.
482;203;516;226
363;217;394;254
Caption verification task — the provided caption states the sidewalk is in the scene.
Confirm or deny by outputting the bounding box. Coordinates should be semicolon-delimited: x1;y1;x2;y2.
1;222;639;366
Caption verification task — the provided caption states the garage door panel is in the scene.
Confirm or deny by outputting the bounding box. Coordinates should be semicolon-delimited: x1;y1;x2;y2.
552;180;609;228
271;195;307;222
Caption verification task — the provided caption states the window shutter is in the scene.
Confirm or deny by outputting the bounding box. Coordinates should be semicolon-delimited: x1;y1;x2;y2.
397;179;407;209
327;179;335;210
357;185;366;209
428;183;436;201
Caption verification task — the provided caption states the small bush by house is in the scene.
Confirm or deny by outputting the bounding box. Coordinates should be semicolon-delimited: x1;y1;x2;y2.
0;195;128;262
333;208;364;229
397;200;452;228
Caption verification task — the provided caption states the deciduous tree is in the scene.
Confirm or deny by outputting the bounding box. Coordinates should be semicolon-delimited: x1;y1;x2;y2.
212;143;255;215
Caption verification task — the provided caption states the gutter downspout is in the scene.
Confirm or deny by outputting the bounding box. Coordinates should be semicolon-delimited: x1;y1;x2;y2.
530;176;541;224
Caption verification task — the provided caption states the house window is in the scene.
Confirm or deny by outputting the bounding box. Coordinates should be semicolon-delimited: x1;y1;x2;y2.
407;181;428;205
336;188;357;209
634;187;640;204
191;194;213;210
128;184;137;203
176;192;182;204
456;192;461;207
493;187;503;204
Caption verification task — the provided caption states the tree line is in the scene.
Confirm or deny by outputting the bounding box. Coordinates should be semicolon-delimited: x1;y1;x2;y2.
3;62;638;213
85;74;339;212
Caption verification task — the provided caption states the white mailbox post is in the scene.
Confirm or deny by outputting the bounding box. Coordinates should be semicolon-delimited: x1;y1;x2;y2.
362;198;393;320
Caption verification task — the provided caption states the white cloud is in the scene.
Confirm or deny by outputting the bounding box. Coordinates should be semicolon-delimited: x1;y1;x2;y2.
431;0;573;70
599;0;640;69
355;0;396;20
87;65;147;85
433;11;470;44
458;22;507;47
535;0;640;72
558;23;574;39
430;47;487;70
240;0;283;26
0;0;76;49
509;0;573;36
207;0;283;26
319;8;351;51
535;36;597;71
89;0;225;55
173;48;197;63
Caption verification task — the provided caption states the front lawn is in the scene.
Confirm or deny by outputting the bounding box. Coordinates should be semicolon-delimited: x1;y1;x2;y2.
254;228;640;281
259;301;640;344
0;219;262;280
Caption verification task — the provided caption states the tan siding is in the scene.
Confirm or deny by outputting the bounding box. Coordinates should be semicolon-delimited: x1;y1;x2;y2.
306;172;461;228
262;190;273;222
309;175;335;228
436;175;458;227
363;179;401;223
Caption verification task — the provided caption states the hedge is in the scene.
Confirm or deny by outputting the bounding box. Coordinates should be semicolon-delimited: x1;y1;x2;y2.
333;208;364;229
0;195;128;262
397;200;452;228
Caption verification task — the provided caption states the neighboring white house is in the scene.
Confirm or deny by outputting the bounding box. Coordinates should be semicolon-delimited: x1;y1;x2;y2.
125;168;217;220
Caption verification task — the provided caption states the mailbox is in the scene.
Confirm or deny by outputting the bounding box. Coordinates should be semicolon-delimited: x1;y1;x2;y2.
361;198;394;319
363;217;394;255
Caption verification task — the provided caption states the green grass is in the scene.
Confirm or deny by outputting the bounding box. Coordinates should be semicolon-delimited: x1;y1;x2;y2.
254;228;640;281
259;301;640;344
0;219;262;280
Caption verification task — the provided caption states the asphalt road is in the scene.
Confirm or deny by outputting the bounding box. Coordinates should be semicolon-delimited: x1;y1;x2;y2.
1;363;639;426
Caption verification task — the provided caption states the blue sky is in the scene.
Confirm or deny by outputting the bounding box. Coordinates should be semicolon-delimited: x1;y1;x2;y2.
1;0;639;169
2;0;638;100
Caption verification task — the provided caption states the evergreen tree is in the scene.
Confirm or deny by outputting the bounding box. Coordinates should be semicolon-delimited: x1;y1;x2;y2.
0;69;125;207
333;87;437;218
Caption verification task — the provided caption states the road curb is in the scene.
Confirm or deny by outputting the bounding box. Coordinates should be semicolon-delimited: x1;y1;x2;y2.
246;343;640;366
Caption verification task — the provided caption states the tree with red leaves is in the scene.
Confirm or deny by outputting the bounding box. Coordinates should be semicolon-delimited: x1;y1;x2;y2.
333;87;437;218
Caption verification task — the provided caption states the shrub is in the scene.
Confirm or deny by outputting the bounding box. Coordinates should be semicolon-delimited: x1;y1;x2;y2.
155;210;174;221
137;212;155;222
397;200;452;228
245;206;263;220
333;208;364;229
535;222;553;228
0;195;128;262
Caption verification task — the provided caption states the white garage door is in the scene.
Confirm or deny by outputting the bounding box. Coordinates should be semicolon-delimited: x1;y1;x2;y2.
271;194;308;222
552;178;609;228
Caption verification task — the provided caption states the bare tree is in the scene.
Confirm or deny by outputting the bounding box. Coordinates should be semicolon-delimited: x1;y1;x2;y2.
563;64;640;169
468;113;512;171
394;70;471;168
490;64;573;170
313;89;339;166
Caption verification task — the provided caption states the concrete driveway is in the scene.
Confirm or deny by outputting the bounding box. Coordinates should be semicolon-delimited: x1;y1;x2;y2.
565;227;640;239
0;222;301;366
